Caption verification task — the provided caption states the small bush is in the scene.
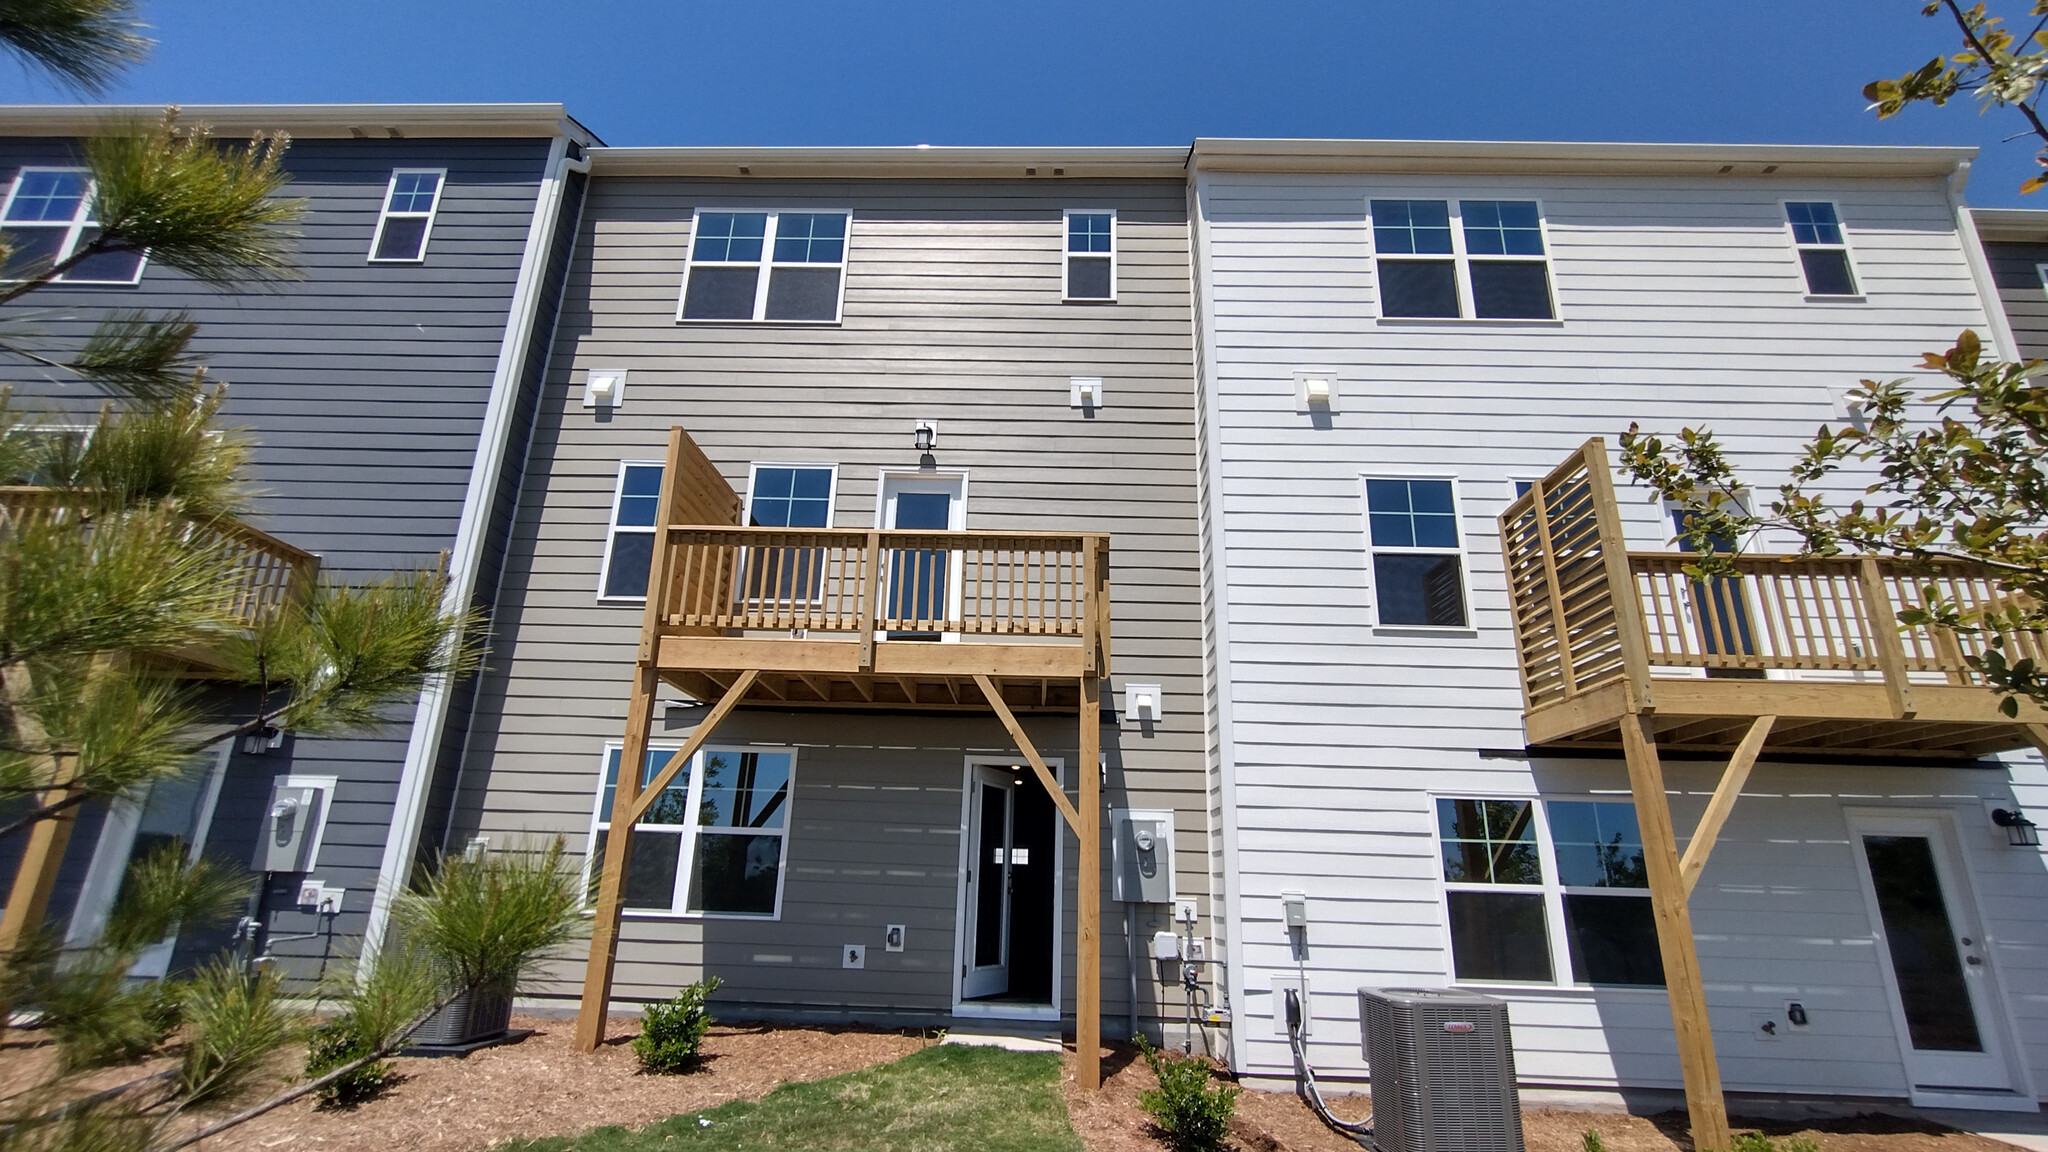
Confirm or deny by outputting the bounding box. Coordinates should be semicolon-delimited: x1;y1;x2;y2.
1725;1136;1820;1152
1583;1130;1608;1152
304;1016;395;1107
1135;1034;1238;1152
633;976;722;1073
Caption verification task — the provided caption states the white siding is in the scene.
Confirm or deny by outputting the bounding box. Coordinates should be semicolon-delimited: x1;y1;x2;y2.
1193;165;2048;1100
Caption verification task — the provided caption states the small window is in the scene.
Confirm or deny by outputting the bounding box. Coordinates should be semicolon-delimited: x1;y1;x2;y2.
1364;477;1468;628
588;744;796;918
369;169;446;263
1064;210;1116;301
1547;801;1663;986
1785;201;1857;297
0;168;145;285
599;461;663;600
1369;198;1555;320
1437;798;1552;983
742;464;836;602
679;209;849;323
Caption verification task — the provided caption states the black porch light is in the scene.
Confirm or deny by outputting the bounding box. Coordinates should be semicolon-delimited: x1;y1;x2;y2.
1993;807;2040;847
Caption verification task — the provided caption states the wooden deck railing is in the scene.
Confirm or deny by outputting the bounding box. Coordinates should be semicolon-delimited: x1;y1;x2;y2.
0;487;319;630
1501;440;2032;717
656;526;1107;644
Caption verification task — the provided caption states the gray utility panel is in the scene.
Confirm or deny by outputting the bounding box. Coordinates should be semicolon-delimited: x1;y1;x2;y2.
1111;808;1175;903
255;783;325;873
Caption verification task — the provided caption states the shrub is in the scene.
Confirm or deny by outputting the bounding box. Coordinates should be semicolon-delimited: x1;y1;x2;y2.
304;1016;393;1107
395;838;584;1000
633;976;722;1073
1583;1130;1608;1152
1725;1136;1819;1152
1134;1034;1238;1152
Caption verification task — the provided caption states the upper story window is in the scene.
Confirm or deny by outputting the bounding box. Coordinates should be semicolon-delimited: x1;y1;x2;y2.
1364;477;1469;628
743;464;837;603
0;168;145;285
679;210;849;323
1064;210;1116;301
369;169;446;263
1785;201;1857;297
599;461;663;601
1369;198;1553;320
1438;797;1662;987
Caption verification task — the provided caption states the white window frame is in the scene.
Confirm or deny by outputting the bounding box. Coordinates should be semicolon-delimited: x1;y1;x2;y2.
584;741;798;920
742;462;840;528
0;167;147;286
367;168;448;264
1062;208;1118;302
1360;473;1475;633
1432;792;1660;991
1366;196;1557;323
2035;262;2048;303
597;459;664;603
676;208;851;325
1779;198;1862;302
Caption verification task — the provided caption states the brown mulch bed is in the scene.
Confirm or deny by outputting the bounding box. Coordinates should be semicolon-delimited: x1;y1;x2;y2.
2;1014;929;1152
1061;1041;2023;1152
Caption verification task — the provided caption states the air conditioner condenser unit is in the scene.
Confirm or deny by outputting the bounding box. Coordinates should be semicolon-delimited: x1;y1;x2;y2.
1359;987;1523;1152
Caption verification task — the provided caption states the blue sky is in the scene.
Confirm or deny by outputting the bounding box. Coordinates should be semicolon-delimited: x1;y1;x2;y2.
10;0;2046;205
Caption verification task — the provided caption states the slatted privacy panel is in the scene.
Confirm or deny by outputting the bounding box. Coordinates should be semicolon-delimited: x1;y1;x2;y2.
1499;445;1627;711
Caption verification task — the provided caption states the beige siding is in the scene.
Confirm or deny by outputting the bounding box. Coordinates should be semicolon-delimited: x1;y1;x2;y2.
446;176;1207;1033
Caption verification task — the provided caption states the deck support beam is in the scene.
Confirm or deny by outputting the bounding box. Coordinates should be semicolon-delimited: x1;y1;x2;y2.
1679;715;1773;897
972;674;1082;834
1620;714;1730;1152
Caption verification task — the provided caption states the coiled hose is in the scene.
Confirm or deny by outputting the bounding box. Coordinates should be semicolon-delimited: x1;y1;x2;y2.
1284;988;1374;1148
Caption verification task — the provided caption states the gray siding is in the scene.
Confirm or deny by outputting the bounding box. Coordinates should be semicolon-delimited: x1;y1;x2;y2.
0;133;558;976
1983;239;2048;360
449;175;1210;1033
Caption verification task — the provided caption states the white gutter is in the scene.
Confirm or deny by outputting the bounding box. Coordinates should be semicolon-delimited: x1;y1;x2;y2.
1188;169;1250;1072
360;133;580;965
1948;161;2021;361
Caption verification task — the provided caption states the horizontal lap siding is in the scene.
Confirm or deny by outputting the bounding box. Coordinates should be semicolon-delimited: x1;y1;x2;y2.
0;134;553;977
1198;168;2048;1095
1983;240;2048;360
451;176;1207;1027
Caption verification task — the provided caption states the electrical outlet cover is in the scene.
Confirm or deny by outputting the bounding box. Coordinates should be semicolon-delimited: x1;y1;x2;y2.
884;925;906;952
296;879;324;907
842;944;865;969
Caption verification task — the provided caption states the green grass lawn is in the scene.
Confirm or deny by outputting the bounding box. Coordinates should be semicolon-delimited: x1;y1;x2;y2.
504;1043;1086;1152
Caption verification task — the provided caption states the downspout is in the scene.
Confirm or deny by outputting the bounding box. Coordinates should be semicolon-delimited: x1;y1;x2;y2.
1949;159;2020;361
360;133;586;966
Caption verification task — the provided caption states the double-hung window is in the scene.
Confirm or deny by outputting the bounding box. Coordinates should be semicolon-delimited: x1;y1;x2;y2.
1064;210;1116;301
1364;477;1469;628
0;169;145;284
679;210;849;323
742;464;836;603
1785;201;1857;297
599;461;663;600
369;169;445;263
588;743;796;918
1370;198;1554;320
1437;797;1663;987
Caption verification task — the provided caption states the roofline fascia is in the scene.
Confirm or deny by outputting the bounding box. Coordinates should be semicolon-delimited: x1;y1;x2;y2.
585;144;1190;179
1189;137;1978;178
1969;205;2048;241
0;103;600;144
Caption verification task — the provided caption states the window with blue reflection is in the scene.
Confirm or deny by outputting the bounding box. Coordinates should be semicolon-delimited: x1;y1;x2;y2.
748;467;832;528
1068;212;1113;253
1544;801;1648;888
692;212;767;262
1371;200;1453;255
386;172;441;214
1461;200;1544;255
1366;479;1458;548
771;213;846;263
600;746;692;825
615;464;663;527
1786;201;1843;246
5;171;86;222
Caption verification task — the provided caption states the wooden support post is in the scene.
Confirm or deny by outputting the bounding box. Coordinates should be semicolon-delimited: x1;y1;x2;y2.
1859;556;1915;718
1077;673;1102;1091
858;530;883;671
0;755;79;959
1620;715;1729;1151
1679;715;1773;897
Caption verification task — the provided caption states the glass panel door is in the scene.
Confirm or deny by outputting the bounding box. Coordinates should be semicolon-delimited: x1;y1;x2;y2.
880;473;964;637
963;771;1012;999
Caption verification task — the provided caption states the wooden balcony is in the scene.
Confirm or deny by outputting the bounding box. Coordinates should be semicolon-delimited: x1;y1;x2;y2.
1501;440;2048;759
0;486;320;672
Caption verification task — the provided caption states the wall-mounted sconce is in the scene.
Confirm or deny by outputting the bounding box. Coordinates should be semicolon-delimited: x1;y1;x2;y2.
1994;807;2039;847
913;420;937;452
583;367;628;409
1071;376;1104;410
1294;369;1339;414
1123;682;1163;723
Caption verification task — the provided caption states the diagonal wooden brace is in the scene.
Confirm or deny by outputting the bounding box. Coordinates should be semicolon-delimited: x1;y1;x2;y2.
972;673;1083;834
1679;714;1774;897
626;670;759;826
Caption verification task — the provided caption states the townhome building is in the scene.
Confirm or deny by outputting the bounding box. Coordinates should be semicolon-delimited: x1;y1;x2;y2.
1186;138;2048;1127
432;144;1214;1075
0;103;596;982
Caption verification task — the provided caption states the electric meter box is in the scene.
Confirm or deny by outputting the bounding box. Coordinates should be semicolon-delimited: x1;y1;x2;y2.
1111;809;1175;903
255;783;326;873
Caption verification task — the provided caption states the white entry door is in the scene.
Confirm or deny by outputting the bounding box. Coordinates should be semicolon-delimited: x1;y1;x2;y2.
1847;813;2015;1096
878;472;965;637
963;766;1014;999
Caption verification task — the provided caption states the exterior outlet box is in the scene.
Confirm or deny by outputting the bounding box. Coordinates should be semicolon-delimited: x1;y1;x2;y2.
1111;809;1175;903
884;925;906;952
1282;890;1307;929
256;784;325;873
296;879;324;907
842;944;865;969
1186;937;1207;962
1152;931;1182;961
1785;1001;1809;1030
